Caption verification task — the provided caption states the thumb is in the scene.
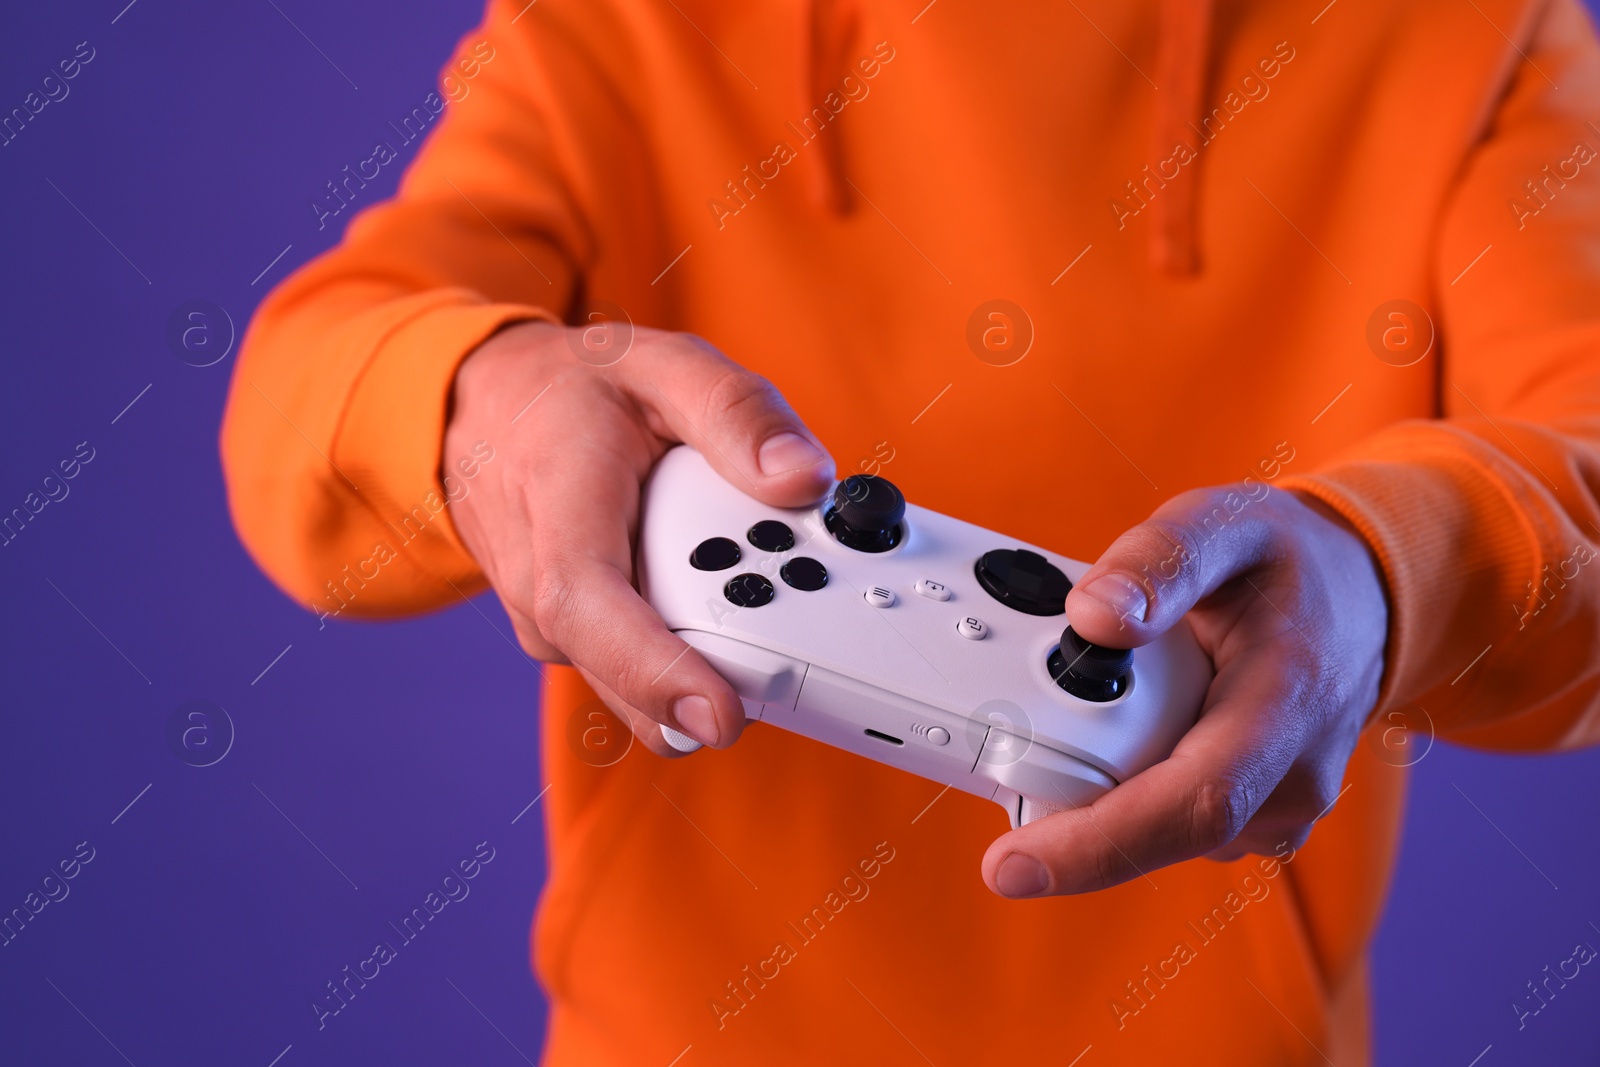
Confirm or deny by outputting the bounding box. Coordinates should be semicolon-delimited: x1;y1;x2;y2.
1065;485;1274;647
627;333;835;507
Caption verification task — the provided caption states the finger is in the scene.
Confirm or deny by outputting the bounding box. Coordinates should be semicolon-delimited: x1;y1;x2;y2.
499;596;570;664
1203;725;1359;860
1065;484;1280;647
537;558;746;749
492;564;695;758
494;595;696;762
616;333;836;507
578;668;696;759
980;640;1320;897
520;430;746;749
533;557;746;749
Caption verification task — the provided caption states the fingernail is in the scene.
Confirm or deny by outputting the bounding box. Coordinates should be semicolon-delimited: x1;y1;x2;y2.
758;432;826;476
995;853;1049;898
1080;574;1149;624
673;695;719;748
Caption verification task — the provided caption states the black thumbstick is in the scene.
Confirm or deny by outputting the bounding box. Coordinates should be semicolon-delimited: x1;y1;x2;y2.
1047;626;1132;702
1059;627;1132;680
824;474;905;552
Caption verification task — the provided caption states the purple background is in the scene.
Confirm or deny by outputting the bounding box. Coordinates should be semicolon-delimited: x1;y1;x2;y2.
1;2;1597;1063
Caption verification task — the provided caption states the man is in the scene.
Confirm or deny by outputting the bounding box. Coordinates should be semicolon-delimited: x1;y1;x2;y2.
221;0;1600;1061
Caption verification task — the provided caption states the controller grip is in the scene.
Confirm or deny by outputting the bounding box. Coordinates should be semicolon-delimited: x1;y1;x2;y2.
660;725;703;753
1017;795;1072;827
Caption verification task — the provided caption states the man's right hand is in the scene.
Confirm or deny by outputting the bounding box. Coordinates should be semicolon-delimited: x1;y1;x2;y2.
443;321;836;756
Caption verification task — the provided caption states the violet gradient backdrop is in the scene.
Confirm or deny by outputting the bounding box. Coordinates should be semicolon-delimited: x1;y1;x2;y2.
1;1;1598;1064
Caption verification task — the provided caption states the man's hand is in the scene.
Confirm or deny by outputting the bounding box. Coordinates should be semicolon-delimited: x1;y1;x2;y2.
981;485;1389;898
443;321;835;756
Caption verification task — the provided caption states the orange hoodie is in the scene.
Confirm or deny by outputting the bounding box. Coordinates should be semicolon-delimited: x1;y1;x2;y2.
221;0;1600;1062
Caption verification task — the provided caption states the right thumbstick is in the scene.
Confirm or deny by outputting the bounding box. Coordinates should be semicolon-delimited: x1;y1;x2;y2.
1048;626;1132;702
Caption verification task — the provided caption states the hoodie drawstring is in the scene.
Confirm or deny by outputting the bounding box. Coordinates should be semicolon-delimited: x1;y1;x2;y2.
798;0;1212;265
802;0;859;216
1150;0;1214;275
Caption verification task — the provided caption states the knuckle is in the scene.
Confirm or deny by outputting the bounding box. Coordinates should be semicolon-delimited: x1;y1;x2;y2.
1125;517;1203;597
607;654;660;712
702;366;783;427
1134;516;1197;561
1326;656;1362;707
1190;774;1251;853
1316;675;1357;728
529;565;581;647
1280;645;1325;702
1088;829;1127;891
499;574;566;663
1146;483;1266;576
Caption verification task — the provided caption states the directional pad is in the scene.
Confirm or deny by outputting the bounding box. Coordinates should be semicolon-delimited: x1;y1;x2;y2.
974;548;1070;616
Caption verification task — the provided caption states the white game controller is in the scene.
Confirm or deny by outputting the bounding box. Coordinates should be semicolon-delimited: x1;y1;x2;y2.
636;446;1212;827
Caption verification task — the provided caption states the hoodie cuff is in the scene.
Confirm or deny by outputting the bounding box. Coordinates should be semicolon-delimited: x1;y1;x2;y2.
331;292;557;587
1277;422;1540;729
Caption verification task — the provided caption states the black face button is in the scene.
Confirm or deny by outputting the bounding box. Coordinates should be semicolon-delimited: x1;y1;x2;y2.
974;548;1071;616
824;474;905;553
690;537;742;571
724;573;775;607
1047;626;1132;702
747;520;795;553
780;556;828;591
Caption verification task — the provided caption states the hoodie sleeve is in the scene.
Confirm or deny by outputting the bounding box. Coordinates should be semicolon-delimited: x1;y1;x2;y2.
220;0;628;616
1281;0;1600;751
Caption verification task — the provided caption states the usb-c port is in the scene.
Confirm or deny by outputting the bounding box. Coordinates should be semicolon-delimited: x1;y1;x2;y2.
864;728;904;746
